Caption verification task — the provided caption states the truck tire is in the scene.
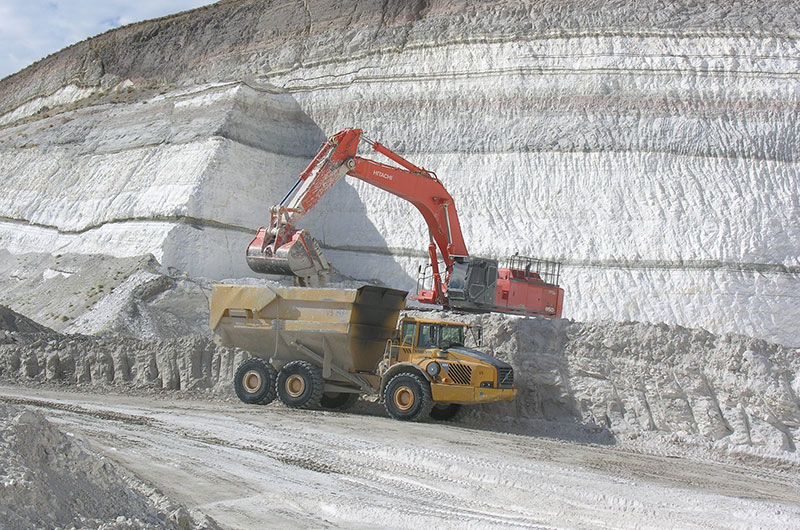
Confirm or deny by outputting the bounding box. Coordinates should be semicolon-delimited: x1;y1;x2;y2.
384;372;433;421
276;360;324;409
234;358;277;405
430;403;461;421
320;392;359;410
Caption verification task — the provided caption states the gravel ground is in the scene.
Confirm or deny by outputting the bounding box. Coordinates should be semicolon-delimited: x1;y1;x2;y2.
1;385;798;530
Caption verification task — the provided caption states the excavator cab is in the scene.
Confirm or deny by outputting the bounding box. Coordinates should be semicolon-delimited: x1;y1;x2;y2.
446;257;498;310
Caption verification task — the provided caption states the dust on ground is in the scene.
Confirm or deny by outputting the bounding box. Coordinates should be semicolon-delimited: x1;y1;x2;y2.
0;402;218;529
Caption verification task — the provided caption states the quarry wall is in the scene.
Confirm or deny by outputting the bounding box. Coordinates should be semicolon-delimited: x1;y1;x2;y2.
0;0;798;345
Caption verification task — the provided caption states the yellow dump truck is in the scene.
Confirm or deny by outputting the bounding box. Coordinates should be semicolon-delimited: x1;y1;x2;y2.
210;284;516;421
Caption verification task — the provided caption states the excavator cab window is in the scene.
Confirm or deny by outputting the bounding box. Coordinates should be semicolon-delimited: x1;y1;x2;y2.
447;261;469;301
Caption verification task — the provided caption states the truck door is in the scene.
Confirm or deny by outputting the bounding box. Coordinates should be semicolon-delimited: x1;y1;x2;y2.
418;323;440;349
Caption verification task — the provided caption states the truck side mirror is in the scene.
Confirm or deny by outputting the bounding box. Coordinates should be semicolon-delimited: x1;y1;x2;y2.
471;325;483;347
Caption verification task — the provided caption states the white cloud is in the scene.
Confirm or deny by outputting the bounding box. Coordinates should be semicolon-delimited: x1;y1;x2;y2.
0;0;216;80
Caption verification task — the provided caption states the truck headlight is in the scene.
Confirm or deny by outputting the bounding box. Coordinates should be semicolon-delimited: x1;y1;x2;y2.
426;361;441;377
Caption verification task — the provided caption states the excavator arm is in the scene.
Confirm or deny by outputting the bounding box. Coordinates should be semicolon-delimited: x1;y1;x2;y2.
351;151;468;265
245;130;359;285
246;128;564;317
247;129;465;298
349;143;469;305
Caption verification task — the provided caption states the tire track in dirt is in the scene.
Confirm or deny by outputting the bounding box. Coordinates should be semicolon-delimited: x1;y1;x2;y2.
0;395;155;426
4;389;800;529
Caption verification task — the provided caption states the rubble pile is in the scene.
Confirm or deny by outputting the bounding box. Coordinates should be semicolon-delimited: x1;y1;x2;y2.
0;403;219;529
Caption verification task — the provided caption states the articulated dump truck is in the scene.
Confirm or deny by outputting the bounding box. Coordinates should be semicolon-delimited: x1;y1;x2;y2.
210;284;516;421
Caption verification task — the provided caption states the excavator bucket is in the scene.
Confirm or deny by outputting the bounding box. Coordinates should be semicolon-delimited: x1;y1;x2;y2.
246;228;330;285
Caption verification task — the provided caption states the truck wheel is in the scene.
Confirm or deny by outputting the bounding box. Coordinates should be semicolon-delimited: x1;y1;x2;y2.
234;358;277;405
430;403;461;421
384;373;433;421
320;392;359;410
276;360;324;409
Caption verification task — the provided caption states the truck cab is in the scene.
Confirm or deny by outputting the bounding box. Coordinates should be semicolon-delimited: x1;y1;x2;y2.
382;317;516;419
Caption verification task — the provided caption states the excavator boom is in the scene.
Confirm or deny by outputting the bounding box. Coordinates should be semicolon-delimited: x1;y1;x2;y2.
246;129;564;317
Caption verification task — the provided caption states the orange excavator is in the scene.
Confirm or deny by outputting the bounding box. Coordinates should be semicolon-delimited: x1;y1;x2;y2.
246;129;564;318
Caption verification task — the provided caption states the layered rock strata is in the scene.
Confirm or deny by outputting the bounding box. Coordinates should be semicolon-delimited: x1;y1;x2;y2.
0;0;798;344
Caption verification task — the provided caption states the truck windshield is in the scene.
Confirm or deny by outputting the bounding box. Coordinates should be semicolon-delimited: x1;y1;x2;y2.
439;325;465;348
418;324;464;349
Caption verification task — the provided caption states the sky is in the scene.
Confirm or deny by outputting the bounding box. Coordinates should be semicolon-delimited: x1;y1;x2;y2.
0;1;216;80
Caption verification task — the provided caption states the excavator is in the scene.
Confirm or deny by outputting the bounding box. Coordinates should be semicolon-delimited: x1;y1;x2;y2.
246;128;564;318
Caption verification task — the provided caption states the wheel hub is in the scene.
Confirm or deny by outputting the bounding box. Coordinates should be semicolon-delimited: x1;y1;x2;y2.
243;370;262;394
393;386;415;411
286;374;306;398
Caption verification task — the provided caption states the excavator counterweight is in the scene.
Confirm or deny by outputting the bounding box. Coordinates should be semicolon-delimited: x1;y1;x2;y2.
246;128;565;317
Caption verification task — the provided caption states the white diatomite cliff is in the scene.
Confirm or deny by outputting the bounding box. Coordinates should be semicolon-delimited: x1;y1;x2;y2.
0;1;797;345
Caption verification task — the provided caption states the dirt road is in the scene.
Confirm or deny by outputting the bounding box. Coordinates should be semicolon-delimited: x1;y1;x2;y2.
1;385;798;529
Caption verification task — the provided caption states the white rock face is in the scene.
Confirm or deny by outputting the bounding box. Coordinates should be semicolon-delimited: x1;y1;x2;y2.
0;83;324;278
0;1;798;345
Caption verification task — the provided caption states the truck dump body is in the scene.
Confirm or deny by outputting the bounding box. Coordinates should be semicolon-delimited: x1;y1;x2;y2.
210;284;407;374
